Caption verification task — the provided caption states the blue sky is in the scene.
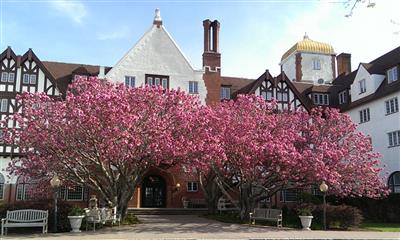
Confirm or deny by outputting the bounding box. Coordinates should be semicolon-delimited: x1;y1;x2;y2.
1;0;399;78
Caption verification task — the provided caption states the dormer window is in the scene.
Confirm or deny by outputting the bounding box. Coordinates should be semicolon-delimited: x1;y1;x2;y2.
312;93;329;105
312;59;321;70
145;74;169;89
220;86;231;100
387;66;398;83
359;79;366;94
338;90;347;104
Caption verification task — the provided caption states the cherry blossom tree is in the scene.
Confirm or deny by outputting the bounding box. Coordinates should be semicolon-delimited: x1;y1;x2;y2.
190;95;387;220
5;77;200;218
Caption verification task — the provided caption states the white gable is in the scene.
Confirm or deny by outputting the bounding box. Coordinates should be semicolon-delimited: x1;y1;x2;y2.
106;22;206;104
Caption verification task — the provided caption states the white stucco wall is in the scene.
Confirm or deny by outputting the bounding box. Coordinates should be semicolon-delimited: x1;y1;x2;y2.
301;53;334;84
105;24;206;104
350;65;385;102
345;92;400;181
281;54;296;82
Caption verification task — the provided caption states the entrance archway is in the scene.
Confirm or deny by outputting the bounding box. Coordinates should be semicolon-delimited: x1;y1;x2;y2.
141;175;166;208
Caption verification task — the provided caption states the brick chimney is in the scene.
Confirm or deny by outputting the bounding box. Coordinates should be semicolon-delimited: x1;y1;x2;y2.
337;53;351;76
202;19;221;105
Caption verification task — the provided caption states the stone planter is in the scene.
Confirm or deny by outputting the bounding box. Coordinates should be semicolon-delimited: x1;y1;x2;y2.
68;216;85;233
299;215;313;230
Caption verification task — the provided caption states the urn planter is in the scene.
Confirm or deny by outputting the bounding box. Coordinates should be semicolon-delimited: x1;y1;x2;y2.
68;216;85;233
299;215;313;230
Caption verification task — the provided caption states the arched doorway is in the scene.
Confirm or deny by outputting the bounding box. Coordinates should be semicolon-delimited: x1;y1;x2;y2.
141;175;166;208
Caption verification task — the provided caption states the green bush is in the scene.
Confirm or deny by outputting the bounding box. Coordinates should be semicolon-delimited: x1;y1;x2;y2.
0;199;73;233
313;204;363;229
122;214;140;225
334;194;400;223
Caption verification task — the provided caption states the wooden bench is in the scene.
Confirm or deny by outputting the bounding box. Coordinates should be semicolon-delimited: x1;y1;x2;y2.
249;208;282;227
1;209;48;236
189;198;207;208
217;198;239;213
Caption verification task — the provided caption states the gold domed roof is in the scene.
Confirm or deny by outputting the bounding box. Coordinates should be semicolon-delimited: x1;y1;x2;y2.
281;34;335;61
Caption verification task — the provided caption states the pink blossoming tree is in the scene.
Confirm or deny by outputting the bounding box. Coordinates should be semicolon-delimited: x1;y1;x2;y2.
5;77;200;218
187;95;387;219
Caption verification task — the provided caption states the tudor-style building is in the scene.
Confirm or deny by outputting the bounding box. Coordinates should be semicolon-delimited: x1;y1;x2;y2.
0;10;255;208
230;37;400;195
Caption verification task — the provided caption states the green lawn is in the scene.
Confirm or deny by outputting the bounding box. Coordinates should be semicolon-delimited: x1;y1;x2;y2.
360;223;400;232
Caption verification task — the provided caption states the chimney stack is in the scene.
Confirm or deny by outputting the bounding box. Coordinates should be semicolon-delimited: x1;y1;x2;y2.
337;53;351;76
202;19;221;105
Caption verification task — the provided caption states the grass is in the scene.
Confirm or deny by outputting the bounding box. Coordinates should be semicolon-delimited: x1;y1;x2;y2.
360;222;400;232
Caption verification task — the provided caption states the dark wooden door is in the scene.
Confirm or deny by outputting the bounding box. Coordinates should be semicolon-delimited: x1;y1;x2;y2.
141;175;166;208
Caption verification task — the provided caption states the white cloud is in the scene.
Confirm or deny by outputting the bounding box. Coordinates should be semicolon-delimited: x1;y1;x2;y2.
49;0;87;24
222;0;400;78
97;26;130;41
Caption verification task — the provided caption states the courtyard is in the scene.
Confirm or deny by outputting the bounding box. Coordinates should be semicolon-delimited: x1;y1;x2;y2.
3;215;400;240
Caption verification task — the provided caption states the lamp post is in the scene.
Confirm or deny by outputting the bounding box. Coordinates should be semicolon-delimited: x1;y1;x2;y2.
319;181;328;231
50;175;61;233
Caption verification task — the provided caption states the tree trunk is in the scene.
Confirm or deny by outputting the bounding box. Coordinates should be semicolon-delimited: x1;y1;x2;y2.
239;183;255;221
116;182;137;220
199;171;222;215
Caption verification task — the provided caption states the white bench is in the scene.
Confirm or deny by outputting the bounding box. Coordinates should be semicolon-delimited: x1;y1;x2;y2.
217;198;239;213
1;209;48;236
85;207;120;231
249;208;282;227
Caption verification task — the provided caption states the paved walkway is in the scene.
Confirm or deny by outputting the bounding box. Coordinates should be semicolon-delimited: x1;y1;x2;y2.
3;215;400;239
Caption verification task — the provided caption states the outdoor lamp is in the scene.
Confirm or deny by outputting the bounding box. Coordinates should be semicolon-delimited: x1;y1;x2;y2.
319;181;328;193
50;175;61;233
50;175;61;188
175;183;181;191
320;181;328;231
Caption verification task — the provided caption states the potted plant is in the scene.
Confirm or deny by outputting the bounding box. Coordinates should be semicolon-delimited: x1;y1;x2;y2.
298;206;313;230
182;197;190;208
68;207;85;232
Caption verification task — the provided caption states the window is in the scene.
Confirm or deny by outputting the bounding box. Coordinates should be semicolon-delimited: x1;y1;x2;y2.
29;74;36;85
8;73;14;83
317;78;324;84
338;91;347;104
312;93;329;105
388;130;400;147
125;76;135;88
1;72;7;82
188;81;198;94
23;74;30;84
0;173;4;200
359;108;370;123
280;189;297;202
359;79;366;94
387;66;398;83
312;59;321;70
388;172;400;193
60;186;84;201
221;87;231;100
385;98;399;115
187;182;198;192
16;177;35;201
145;74;169;89
0;99;8;113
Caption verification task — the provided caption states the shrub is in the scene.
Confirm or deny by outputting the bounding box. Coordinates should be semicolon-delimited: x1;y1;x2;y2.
313;204;363;229
0;199;73;233
122;214;140;225
334;194;400;223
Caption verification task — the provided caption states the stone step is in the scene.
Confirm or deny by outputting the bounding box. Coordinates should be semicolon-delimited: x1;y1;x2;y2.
128;208;208;215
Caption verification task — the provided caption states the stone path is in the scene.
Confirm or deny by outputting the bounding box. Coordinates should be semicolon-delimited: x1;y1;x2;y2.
3;215;400;239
